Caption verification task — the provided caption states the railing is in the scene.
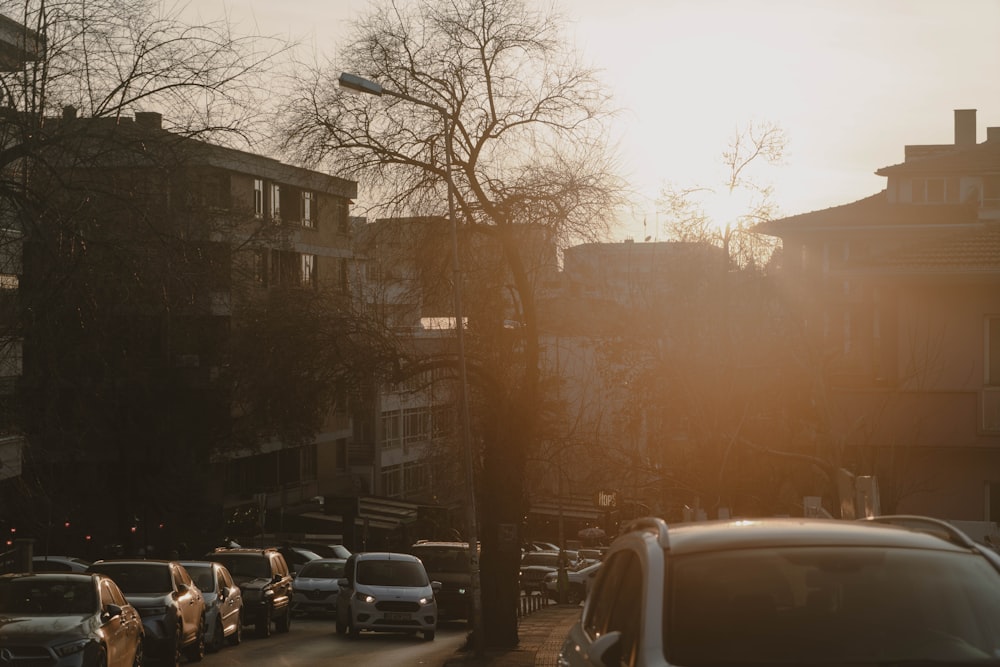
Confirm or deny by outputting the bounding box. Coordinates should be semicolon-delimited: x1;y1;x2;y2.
518;591;550;618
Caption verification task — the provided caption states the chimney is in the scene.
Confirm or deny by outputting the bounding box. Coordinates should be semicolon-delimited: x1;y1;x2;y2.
955;108;976;146
988;127;1000;143
134;111;162;129
62;105;76;121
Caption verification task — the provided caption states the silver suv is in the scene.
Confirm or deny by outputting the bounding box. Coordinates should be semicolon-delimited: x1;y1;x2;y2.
204;547;293;638
560;515;1000;667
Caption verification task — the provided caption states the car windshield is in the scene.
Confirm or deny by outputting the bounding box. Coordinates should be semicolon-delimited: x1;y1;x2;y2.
665;546;1000;665
210;555;271;579
89;563;172;594
183;564;214;593
0;579;96;614
413;549;468;573
298;560;345;579
356;559;428;587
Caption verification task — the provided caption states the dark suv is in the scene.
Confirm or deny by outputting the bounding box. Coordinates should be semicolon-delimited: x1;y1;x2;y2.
410;541;473;621
204;547;292;638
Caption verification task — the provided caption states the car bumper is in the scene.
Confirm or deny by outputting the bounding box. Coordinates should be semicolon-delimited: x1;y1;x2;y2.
350;602;437;633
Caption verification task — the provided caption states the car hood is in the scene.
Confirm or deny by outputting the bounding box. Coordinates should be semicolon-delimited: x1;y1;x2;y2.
0;614;95;640
292;578;338;591
424;572;470;586
122;592;173;608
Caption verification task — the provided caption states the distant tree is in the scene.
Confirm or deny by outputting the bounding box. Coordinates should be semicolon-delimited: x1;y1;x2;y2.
658;120;785;269
281;0;624;647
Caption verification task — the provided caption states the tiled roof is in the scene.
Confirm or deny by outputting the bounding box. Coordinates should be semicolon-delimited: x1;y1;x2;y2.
876;140;1000;176
876;223;1000;273
757;190;979;233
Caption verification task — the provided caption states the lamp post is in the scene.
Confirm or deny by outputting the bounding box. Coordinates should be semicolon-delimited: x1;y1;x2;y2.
339;72;483;655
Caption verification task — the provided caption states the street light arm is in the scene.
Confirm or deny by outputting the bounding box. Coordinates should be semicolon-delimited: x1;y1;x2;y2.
339;72;448;115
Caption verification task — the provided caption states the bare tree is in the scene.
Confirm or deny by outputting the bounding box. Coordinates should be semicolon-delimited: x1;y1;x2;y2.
658;120;785;269
281;0;624;647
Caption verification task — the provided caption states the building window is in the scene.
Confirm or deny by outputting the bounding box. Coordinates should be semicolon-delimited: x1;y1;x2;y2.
988;316;1000;386
403;462;428;495
911;177;959;204
337;201;350;234
302;444;317;480
253;179;264;218
301;254;316;287
381;464;401;498
381;410;401;449
253;249;268;286
270;183;281;221
403;408;429;446
301;191;314;228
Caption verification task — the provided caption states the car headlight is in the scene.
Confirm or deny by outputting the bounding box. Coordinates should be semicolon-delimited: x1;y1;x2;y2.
457;588;467;595
53;638;92;657
418;596;433;605
354;592;375;604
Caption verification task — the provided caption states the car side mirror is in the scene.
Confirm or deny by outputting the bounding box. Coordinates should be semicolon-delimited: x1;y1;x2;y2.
175;583;189;596
337;578;349;588
271;574;283;584
218;587;227;600
431;581;442;593
588;630;622;667
102;603;123;621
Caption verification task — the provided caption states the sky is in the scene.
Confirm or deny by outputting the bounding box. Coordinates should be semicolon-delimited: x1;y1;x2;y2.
181;0;1000;241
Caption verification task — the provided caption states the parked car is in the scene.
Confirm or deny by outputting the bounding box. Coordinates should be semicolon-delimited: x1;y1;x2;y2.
180;560;243;652
291;558;346;617
294;543;352;560
336;552;440;641
410;541;474;621
0;554;92;574
88;559;205;666
543;560;602;604
0;572;144;667
560;515;1000;667
203;547;292;638
519;550;562;593
275;545;322;576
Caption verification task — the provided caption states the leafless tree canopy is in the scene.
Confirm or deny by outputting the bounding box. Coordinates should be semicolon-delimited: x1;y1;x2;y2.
281;0;625;247
0;0;286;145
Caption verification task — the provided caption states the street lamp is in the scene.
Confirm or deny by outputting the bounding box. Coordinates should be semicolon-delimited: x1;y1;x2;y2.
339;72;483;655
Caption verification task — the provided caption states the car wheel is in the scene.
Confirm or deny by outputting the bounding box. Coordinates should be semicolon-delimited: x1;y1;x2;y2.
347;608;359;639
255;605;272;639
227;612;242;646
423;629;436;641
208;616;224;653
183;617;205;662
275;605;292;633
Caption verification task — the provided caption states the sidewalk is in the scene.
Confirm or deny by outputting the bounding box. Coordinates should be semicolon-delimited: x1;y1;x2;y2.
442;603;582;667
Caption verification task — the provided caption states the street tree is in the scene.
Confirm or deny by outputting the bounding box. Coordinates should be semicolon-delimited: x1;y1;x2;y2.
0;0;325;551
281;0;624;647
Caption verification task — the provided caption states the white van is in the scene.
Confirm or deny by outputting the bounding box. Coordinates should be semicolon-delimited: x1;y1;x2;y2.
335;552;440;641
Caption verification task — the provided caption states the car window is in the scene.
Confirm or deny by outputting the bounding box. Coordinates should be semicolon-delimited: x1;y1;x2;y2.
212;555;270;579
522;552;558;567
271;554;289;577
413;548;468;573
33;559;71;572
356;559;429;587
219;567;234;589
104;579;128;607
665;546;1000;664
298;560;345;579
185;564;216;593
583;550;641;667
0;578;96;614
90;563;172;594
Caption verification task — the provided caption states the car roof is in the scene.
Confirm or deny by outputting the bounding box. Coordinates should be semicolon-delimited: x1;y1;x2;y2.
90;559;173;566
630;517;976;556
0;571;101;583
412;542;469;549
354;552;421;562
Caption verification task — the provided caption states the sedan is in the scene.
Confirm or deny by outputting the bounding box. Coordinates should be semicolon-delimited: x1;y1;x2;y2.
0;572;144;667
89;559;205;666
291;558;346;617
180;560;243;652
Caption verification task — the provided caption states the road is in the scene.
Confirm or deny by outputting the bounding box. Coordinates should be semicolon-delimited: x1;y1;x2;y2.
194;616;468;667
